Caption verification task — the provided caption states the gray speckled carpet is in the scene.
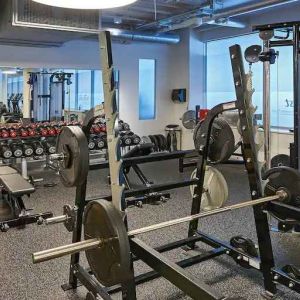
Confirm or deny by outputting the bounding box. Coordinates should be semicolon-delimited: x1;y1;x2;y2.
0;160;299;300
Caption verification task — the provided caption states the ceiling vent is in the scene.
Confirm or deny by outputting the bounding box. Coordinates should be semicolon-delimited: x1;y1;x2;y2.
12;0;100;33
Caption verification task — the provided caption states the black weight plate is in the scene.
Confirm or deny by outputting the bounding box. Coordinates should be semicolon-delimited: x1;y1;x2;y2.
148;135;157;151
271;154;290;168
56;126;89;187
157;134;167;151
244;45;262;64
193;121;203;150
154;135;162;151
84;200;131;287
209;118;235;163
263;166;300;207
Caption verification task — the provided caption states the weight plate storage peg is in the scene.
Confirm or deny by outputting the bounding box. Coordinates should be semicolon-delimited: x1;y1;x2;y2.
55;126;89;187
84;200;131;286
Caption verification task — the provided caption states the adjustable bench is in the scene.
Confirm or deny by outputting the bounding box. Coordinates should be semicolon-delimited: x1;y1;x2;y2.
0;166;53;231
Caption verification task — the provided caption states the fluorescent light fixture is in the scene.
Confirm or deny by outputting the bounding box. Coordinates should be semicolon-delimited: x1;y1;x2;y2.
32;0;138;9
2;69;18;75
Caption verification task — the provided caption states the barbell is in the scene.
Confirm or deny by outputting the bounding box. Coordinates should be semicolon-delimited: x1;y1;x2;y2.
32;186;289;286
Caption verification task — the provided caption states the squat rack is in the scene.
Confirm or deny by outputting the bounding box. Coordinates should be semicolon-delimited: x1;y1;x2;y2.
57;31;300;299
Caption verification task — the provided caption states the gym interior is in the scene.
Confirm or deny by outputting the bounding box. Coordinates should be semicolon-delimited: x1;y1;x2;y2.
1;0;300;299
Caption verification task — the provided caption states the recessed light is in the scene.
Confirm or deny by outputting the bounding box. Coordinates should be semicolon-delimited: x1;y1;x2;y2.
32;0;138;9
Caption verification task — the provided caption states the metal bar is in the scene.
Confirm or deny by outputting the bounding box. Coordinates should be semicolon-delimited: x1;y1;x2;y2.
32;194;281;264
263;39;271;169
130;237;225;300
128;194;280;237
272;268;300;293
293;24;300;170
122;150;195;166
269;40;294;47
44;214;68;225
267;201;300;222
73;264;112;300
107;247;226;295
253;21;300;31
229;44;276;294
33;238;101;263
132;165;151;186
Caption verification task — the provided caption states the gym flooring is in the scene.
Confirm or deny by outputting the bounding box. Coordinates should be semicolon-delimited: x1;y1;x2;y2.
1;160;300;300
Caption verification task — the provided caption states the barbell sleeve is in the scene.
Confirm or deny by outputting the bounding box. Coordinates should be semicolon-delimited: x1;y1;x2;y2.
44;215;68;225
33;238;101;264
32;191;286;264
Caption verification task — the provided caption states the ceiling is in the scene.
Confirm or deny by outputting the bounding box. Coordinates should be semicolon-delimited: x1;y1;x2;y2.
0;0;299;46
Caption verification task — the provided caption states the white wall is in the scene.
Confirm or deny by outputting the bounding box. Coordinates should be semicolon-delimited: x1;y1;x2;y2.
0;36;194;139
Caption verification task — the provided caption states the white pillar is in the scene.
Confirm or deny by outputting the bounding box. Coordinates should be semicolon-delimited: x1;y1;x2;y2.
23;69;32;118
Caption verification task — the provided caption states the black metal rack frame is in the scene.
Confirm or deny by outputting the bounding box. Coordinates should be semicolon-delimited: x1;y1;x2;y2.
253;21;300;170
59;32;300;300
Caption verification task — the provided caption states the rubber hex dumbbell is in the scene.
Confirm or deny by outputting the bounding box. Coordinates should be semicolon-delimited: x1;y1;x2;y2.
94;135;107;150
23;143;34;157
121;131;133;146
0;128;9;138
0;144;12;159
42;140;56;154
131;134;141;145
32;141;44;156
11;143;23;158
88;138;96;150
20;127;29;137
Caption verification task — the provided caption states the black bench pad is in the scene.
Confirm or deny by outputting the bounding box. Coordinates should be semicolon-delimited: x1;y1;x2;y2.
0;173;35;196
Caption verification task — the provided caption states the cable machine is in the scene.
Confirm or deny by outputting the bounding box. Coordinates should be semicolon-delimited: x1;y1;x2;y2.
252;21;300;170
27;71;73;121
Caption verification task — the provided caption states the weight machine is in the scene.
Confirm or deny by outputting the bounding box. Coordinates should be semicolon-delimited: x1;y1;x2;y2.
27;71;72;122
31;32;300;299
251;21;300;170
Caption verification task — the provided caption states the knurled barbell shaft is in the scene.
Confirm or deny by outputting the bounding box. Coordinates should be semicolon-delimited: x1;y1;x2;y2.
32;192;285;264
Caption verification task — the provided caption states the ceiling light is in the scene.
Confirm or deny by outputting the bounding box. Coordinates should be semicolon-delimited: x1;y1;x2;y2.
32;0;138;9
2;69;19;75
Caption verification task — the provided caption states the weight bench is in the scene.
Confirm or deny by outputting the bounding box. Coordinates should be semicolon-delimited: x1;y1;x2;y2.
122;143;170;207
0;166;53;231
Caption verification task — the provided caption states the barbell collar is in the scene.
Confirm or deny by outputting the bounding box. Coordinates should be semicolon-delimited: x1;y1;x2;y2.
32;191;285;264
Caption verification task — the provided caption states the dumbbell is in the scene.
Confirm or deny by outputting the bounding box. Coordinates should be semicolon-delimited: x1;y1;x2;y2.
32;141;44;156
40;126;48;137
11;143;23;158
9;128;17;138
48;127;56;136
131;134;141;145
94;135;107;149
42;140;56;154
20;127;29;137
88;139;96;150
0;144;12;159
0;128;9;138
23;143;34;157
121;131;134;146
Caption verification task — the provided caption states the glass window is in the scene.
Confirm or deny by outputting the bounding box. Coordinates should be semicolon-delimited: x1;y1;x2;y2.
93;70;104;107
206;34;294;129
270;46;293;128
77;70;92;110
139;59;156;120
63;69;76;110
